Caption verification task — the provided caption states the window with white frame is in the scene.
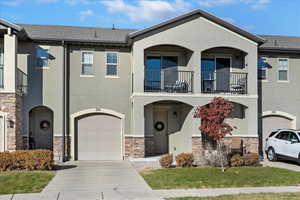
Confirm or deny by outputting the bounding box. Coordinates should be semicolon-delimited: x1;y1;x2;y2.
36;47;49;67
258;57;268;80
81;51;94;75
0;48;3;87
278;58;289;81
106;52;118;76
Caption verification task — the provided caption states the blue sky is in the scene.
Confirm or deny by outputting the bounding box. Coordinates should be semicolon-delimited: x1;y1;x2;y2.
0;0;299;36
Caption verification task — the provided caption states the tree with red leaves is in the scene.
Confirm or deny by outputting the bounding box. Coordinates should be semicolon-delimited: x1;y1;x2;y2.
194;97;234;172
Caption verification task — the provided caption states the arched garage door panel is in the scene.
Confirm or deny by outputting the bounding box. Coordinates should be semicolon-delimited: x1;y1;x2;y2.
263;116;292;150
77;114;122;160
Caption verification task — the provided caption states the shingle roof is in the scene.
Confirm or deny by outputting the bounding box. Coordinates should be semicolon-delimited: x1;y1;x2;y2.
18;24;136;44
129;9;266;44
259;35;300;52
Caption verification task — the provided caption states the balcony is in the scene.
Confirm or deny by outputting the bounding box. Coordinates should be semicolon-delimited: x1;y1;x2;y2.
201;72;248;94
16;68;27;96
144;70;194;93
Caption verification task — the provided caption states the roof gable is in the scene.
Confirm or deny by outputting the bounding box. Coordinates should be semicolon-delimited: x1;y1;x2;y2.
129;9;265;44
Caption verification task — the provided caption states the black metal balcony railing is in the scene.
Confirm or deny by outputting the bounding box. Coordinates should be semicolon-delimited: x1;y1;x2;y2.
144;69;194;93
16;68;28;95
201;72;248;94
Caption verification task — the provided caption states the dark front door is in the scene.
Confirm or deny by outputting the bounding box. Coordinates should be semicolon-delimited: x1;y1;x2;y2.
216;58;230;92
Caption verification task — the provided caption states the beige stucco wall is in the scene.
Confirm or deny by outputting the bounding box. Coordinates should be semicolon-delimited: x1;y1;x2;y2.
18;42;64;137
131;15;259;155
69;46;132;136
259;52;300;128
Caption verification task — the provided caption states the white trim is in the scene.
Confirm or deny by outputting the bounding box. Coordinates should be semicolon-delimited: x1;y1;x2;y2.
0;112;8;152
277;57;289;82
105;51;119;77
80;75;95;78
131;92;258;99
262;110;296;129
124;134;145;138
105;75;120;79
70;108;125;161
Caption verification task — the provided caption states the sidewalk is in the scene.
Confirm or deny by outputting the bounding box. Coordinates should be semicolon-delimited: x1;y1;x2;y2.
1;186;300;200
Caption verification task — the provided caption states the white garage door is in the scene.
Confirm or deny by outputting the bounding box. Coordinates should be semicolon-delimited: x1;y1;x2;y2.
263;115;292;151
77;114;122;160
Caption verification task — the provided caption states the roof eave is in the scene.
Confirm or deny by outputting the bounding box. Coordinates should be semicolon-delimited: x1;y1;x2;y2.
0;18;22;32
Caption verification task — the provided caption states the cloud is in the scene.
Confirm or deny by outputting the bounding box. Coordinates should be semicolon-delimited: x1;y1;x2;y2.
102;0;191;22
197;0;271;9
0;0;25;6
242;24;256;31
222;17;235;24
80;9;94;22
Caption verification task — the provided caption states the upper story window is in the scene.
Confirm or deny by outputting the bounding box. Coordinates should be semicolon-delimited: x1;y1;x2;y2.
278;58;289;81
36;48;49;68
106;52;118;77
81;51;94;75
258;57;268;80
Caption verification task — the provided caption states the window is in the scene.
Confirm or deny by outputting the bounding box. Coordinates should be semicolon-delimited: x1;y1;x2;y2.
81;51;94;75
0;48;3;87
289;133;299;142
106;52;118;76
278;58;289;81
258;57;268;80
275;131;290;140
36;48;49;67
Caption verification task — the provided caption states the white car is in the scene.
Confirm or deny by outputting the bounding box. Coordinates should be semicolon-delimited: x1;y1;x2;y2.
265;129;300;164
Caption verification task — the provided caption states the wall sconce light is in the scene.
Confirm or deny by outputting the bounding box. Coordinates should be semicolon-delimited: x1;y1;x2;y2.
7;120;14;128
173;111;178;118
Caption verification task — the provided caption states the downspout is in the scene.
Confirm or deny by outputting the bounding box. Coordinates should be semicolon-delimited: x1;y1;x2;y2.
62;40;66;161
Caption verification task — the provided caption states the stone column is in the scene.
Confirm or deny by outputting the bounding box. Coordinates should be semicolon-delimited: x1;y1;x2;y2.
3;29;17;93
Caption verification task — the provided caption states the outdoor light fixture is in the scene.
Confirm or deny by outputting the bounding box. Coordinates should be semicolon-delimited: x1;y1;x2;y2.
7;119;14;128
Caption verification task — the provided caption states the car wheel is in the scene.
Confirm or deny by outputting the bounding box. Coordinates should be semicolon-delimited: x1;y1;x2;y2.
267;147;277;161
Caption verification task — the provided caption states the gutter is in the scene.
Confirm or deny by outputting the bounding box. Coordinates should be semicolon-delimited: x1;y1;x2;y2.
62;40;69;162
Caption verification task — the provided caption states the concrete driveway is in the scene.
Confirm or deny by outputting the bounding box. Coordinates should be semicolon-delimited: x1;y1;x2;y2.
263;160;300;172
40;161;159;200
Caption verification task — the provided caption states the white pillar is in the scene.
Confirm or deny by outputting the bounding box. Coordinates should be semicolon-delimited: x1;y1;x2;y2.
132;99;145;136
191;51;201;93
3;29;17;93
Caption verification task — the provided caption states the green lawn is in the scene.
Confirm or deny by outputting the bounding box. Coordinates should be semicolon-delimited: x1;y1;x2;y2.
0;171;55;194
167;193;300;200
141;167;300;189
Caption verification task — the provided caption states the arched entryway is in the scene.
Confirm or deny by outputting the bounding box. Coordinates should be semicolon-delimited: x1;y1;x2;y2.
29;106;53;150
71;108;125;161
144;100;193;156
262;111;296;154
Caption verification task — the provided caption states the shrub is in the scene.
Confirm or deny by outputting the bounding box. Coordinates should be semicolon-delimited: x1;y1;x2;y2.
176;153;194;168
0;150;54;171
159;154;173;168
243;152;260;166
230;153;243;167
0;152;13;171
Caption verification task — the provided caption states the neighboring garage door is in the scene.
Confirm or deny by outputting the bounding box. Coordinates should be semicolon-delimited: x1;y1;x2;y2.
77;114;122;160
262;115;292;151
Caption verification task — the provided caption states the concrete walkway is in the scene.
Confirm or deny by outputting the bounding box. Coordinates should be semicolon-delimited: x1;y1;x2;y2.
2;186;300;200
262;160;300;172
44;161;152;193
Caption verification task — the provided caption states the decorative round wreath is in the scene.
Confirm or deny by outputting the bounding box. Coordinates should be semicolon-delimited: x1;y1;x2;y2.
40;120;50;131
154;121;165;132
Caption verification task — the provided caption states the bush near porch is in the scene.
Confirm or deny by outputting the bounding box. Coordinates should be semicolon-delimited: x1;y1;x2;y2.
0;150;54;171
140;167;300;189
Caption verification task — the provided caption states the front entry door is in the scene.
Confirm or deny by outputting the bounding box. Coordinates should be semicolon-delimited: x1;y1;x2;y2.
154;110;168;155
216;58;230;92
